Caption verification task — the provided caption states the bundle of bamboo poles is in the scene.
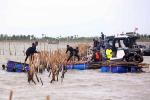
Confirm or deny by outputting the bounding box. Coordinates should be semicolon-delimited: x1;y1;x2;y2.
77;43;91;57
27;44;90;84
101;60;149;68
27;50;66;84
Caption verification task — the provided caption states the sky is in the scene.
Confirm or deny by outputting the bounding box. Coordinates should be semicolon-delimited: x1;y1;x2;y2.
0;0;150;37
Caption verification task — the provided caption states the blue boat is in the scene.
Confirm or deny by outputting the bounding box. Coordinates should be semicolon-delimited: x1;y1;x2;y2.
6;60;29;72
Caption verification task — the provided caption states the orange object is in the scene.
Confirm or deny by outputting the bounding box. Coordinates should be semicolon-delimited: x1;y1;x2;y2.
95;52;101;60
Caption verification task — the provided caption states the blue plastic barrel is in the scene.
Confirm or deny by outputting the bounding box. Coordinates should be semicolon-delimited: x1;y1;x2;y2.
101;66;110;72
111;66;127;73
7;61;15;72
15;63;23;72
130;66;138;73
25;65;30;71
66;64;73;70
73;64;87;70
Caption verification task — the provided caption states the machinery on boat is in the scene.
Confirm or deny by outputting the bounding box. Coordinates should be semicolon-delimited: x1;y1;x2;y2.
104;32;143;63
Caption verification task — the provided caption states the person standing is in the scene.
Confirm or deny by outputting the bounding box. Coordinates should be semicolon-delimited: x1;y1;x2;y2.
100;46;106;61
106;47;112;60
93;38;99;48
66;45;74;62
74;47;80;61
91;49;101;62
101;32;104;40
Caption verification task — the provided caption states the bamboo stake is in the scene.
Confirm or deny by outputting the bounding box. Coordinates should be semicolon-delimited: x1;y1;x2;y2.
40;77;43;86
9;90;13;100
3;48;4;55
9;41;12;55
149;64;150;72
23;43;25;56
46;95;50;100
14;45;16;56
35;73;39;82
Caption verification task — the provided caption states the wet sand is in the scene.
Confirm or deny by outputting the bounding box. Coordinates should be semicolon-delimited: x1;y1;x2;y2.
0;41;150;100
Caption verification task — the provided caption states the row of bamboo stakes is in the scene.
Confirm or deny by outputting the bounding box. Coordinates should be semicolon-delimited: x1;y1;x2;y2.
9;90;50;100
0;40;90;55
0;41;55;56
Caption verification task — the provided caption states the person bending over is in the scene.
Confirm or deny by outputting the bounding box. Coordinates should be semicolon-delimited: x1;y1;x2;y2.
66;45;80;62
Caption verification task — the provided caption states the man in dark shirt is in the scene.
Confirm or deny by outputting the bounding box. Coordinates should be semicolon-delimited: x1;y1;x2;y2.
25;41;38;62
74;47;80;61
66;45;80;62
101;32;104;40
66;45;74;62
93;38;99;49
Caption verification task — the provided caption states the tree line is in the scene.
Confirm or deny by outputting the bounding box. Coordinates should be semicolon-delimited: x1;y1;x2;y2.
0;34;93;42
0;34;149;41
0;34;36;40
136;34;150;42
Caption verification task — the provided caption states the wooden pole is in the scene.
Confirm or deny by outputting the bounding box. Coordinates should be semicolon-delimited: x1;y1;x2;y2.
24;43;25;56
40;77;43;86
149;64;150;72
9;40;11;55
46;95;50;100
3;48;4;55
14;45;16;56
44;41;45;51
9;90;13;100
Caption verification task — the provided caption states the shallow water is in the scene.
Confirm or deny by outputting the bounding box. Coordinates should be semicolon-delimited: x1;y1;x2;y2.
1;67;150;100
0;42;150;100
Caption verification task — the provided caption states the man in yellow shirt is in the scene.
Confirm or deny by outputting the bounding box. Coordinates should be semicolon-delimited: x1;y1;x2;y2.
106;47;112;60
